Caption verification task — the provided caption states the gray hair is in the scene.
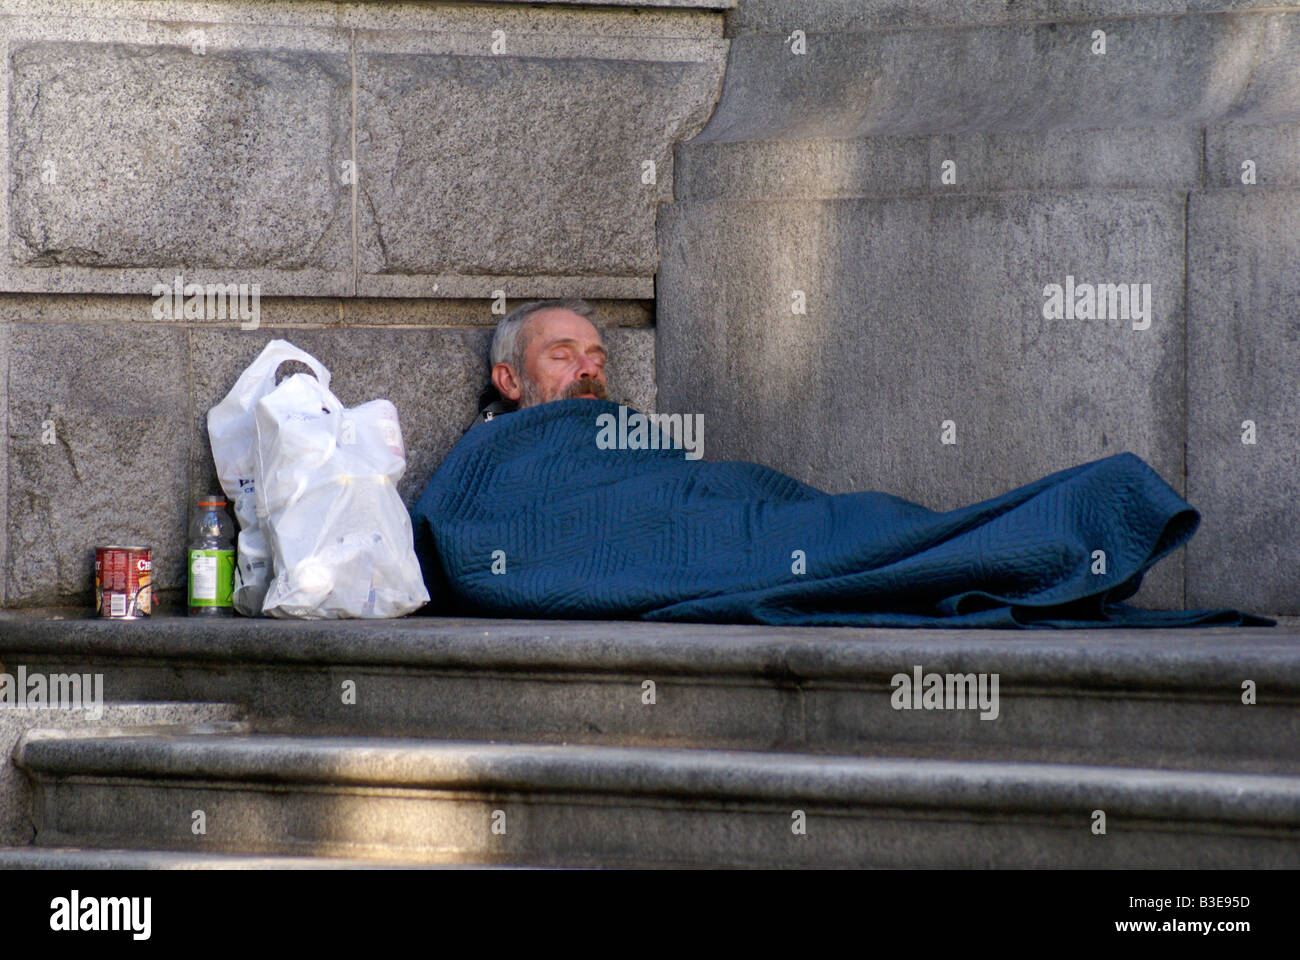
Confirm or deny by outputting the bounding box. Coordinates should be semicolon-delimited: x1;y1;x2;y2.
490;298;595;373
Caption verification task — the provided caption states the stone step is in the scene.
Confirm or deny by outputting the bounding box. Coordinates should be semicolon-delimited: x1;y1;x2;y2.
0;846;512;870
2;613;1297;773
0;700;248;846
16;732;1300;868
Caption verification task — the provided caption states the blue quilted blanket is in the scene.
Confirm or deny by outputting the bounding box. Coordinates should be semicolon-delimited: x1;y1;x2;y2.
410;399;1271;628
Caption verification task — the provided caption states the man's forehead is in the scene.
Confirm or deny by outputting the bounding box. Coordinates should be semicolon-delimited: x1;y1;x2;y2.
525;309;604;346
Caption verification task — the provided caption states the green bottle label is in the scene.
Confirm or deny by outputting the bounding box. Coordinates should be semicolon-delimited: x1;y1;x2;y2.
189;549;235;606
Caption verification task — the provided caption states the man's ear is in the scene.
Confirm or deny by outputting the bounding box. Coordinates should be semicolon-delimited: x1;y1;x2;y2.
492;362;523;402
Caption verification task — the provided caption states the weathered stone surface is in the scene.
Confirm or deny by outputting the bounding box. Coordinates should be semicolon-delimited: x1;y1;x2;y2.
0;0;732;21
699;15;1267;142
5;36;351;295
1206;123;1300;188
0;292;653;329
601;327;657;412
0;847;464;869
0;292;338;327
1187;189;1300;614
5;323;190;606
20;732;1300;866
0;323;8;607
727;0;1295;34
3;615;1296;868
924;128;1203;192
354;44;724;297
3;613;1297;771
0;2;730;298
1219;12;1300;122
676;136;929;201
657;193;1187;607
0;700;243;845
338;297;653;329
677;128;1202;201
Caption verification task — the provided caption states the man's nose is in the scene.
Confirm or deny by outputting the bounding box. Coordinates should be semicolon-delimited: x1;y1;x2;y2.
576;353;602;379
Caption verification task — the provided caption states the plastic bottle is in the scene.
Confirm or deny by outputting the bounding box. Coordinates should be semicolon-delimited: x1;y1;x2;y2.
188;495;236;616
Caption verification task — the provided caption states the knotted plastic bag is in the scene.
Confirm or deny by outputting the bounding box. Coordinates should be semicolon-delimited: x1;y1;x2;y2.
253;371;428;618
208;340;429;618
207;340;328;615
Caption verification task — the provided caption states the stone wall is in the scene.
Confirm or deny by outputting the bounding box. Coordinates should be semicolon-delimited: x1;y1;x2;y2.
657;0;1300;613
5;0;1295;617
0;0;731;609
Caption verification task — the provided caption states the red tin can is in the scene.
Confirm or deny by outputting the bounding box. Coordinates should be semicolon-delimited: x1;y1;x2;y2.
95;546;152;619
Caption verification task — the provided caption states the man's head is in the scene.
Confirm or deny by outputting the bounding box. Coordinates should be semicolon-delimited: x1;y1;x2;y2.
490;299;610;408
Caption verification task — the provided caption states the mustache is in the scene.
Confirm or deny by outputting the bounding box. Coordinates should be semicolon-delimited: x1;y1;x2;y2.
562;377;608;400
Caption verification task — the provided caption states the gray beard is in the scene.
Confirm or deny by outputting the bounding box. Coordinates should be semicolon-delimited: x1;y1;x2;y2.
518;374;549;409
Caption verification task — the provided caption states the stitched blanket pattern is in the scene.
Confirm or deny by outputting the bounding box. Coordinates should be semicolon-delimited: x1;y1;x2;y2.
410;399;1270;628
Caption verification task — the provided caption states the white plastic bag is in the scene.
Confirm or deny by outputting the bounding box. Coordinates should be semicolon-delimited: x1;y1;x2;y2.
207;340;330;615
253;371;429;618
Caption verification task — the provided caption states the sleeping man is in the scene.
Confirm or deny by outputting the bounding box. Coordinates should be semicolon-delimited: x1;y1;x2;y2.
468;298;610;429
410;299;1268;629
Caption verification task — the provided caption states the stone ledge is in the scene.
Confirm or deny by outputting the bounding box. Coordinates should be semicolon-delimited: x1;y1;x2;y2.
1;613;1297;691
0;0;736;18
726;1;1300;37
676;129;1210;200
676;122;1300;200
0;293;656;327
19;732;1300;826
0;701;246;845
0;846;495;868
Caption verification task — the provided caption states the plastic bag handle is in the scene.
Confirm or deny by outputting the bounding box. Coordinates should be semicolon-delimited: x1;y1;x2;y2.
228;340;331;413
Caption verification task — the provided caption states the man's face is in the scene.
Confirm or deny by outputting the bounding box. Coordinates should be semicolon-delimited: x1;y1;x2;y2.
501;309;609;408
